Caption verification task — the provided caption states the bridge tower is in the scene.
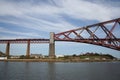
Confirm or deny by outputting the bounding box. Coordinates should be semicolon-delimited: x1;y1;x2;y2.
6;42;10;58
26;40;30;58
49;32;55;58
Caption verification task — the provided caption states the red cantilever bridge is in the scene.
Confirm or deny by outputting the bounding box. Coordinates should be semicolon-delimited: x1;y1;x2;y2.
0;18;120;58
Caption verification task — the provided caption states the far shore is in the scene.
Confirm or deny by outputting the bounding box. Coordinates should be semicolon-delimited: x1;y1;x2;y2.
0;59;119;62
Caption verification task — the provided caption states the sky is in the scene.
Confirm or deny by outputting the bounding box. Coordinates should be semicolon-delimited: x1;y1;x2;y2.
0;0;120;58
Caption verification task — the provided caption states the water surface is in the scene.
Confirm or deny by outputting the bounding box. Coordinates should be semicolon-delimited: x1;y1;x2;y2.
0;62;120;80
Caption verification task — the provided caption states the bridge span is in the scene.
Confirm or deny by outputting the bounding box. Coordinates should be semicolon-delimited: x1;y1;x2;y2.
0;18;120;58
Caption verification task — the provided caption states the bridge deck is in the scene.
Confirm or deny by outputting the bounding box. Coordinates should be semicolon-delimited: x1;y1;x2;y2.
0;39;50;43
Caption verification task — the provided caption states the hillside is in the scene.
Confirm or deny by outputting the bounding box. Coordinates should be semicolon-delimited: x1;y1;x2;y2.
62;52;116;60
0;51;6;57
79;52;115;60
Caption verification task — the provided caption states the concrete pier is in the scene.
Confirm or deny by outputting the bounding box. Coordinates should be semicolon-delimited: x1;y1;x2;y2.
26;40;30;58
6;42;10;58
49;32;55;58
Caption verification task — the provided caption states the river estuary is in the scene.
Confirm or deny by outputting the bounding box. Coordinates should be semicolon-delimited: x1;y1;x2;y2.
0;62;120;80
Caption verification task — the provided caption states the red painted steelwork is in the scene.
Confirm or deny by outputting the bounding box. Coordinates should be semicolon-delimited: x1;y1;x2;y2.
0;39;49;43
0;18;120;51
55;18;120;51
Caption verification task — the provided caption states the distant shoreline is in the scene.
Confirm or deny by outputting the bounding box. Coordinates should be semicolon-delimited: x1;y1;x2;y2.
0;59;119;62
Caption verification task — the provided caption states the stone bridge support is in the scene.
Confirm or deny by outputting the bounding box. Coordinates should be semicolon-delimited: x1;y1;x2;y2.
49;32;55;58
26;40;30;58
6;42;10;59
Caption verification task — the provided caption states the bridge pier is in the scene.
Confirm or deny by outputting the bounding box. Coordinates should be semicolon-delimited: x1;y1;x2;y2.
49;32;55;58
6;42;10;59
26;40;30;58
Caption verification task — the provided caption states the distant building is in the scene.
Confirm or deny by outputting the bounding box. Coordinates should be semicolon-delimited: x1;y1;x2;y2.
102;58;106;60
85;58;90;60
30;54;43;58
0;57;7;60
94;58;100;60
10;55;20;59
42;55;49;58
56;55;64;58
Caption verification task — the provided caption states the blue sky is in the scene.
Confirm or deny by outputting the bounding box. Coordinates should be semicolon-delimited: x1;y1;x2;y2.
0;0;120;58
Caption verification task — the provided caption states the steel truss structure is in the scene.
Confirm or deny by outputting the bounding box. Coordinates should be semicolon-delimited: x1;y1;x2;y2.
0;18;120;51
0;39;49;43
55;18;120;51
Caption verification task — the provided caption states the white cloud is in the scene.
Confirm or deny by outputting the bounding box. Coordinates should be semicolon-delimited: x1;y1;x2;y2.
0;0;120;39
0;0;120;21
0;35;30;39
60;0;120;21
0;0;23;16
0;0;75;33
0;27;41;38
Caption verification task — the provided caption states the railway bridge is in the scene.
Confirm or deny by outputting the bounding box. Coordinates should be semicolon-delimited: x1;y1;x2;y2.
0;18;120;58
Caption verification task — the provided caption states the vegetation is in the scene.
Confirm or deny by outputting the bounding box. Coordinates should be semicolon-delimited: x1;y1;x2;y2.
79;52;115;59
19;55;26;59
0;51;6;57
0;50;117;62
19;55;35;59
61;52;116;60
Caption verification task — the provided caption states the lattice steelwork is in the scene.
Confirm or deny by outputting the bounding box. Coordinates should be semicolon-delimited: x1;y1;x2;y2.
0;39;49;43
54;18;120;51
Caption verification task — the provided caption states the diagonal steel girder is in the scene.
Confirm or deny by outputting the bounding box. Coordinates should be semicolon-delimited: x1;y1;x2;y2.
54;18;120;51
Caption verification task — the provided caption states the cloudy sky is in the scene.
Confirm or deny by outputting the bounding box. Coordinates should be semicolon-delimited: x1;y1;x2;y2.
0;0;120;58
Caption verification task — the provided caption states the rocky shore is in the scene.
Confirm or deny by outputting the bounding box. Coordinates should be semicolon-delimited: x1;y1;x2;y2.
0;59;119;62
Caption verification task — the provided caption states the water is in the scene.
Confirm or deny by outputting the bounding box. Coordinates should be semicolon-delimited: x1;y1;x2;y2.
0;62;120;80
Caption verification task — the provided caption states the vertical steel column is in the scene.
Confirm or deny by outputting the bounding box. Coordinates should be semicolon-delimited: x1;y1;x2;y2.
49;32;55;58
6;42;10;59
26;40;30;58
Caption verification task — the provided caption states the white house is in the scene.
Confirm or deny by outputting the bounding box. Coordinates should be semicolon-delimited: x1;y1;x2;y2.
0;57;7;60
56;55;64;58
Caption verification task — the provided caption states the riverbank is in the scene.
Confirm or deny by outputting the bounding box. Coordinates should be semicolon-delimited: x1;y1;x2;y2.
0;59;119;62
